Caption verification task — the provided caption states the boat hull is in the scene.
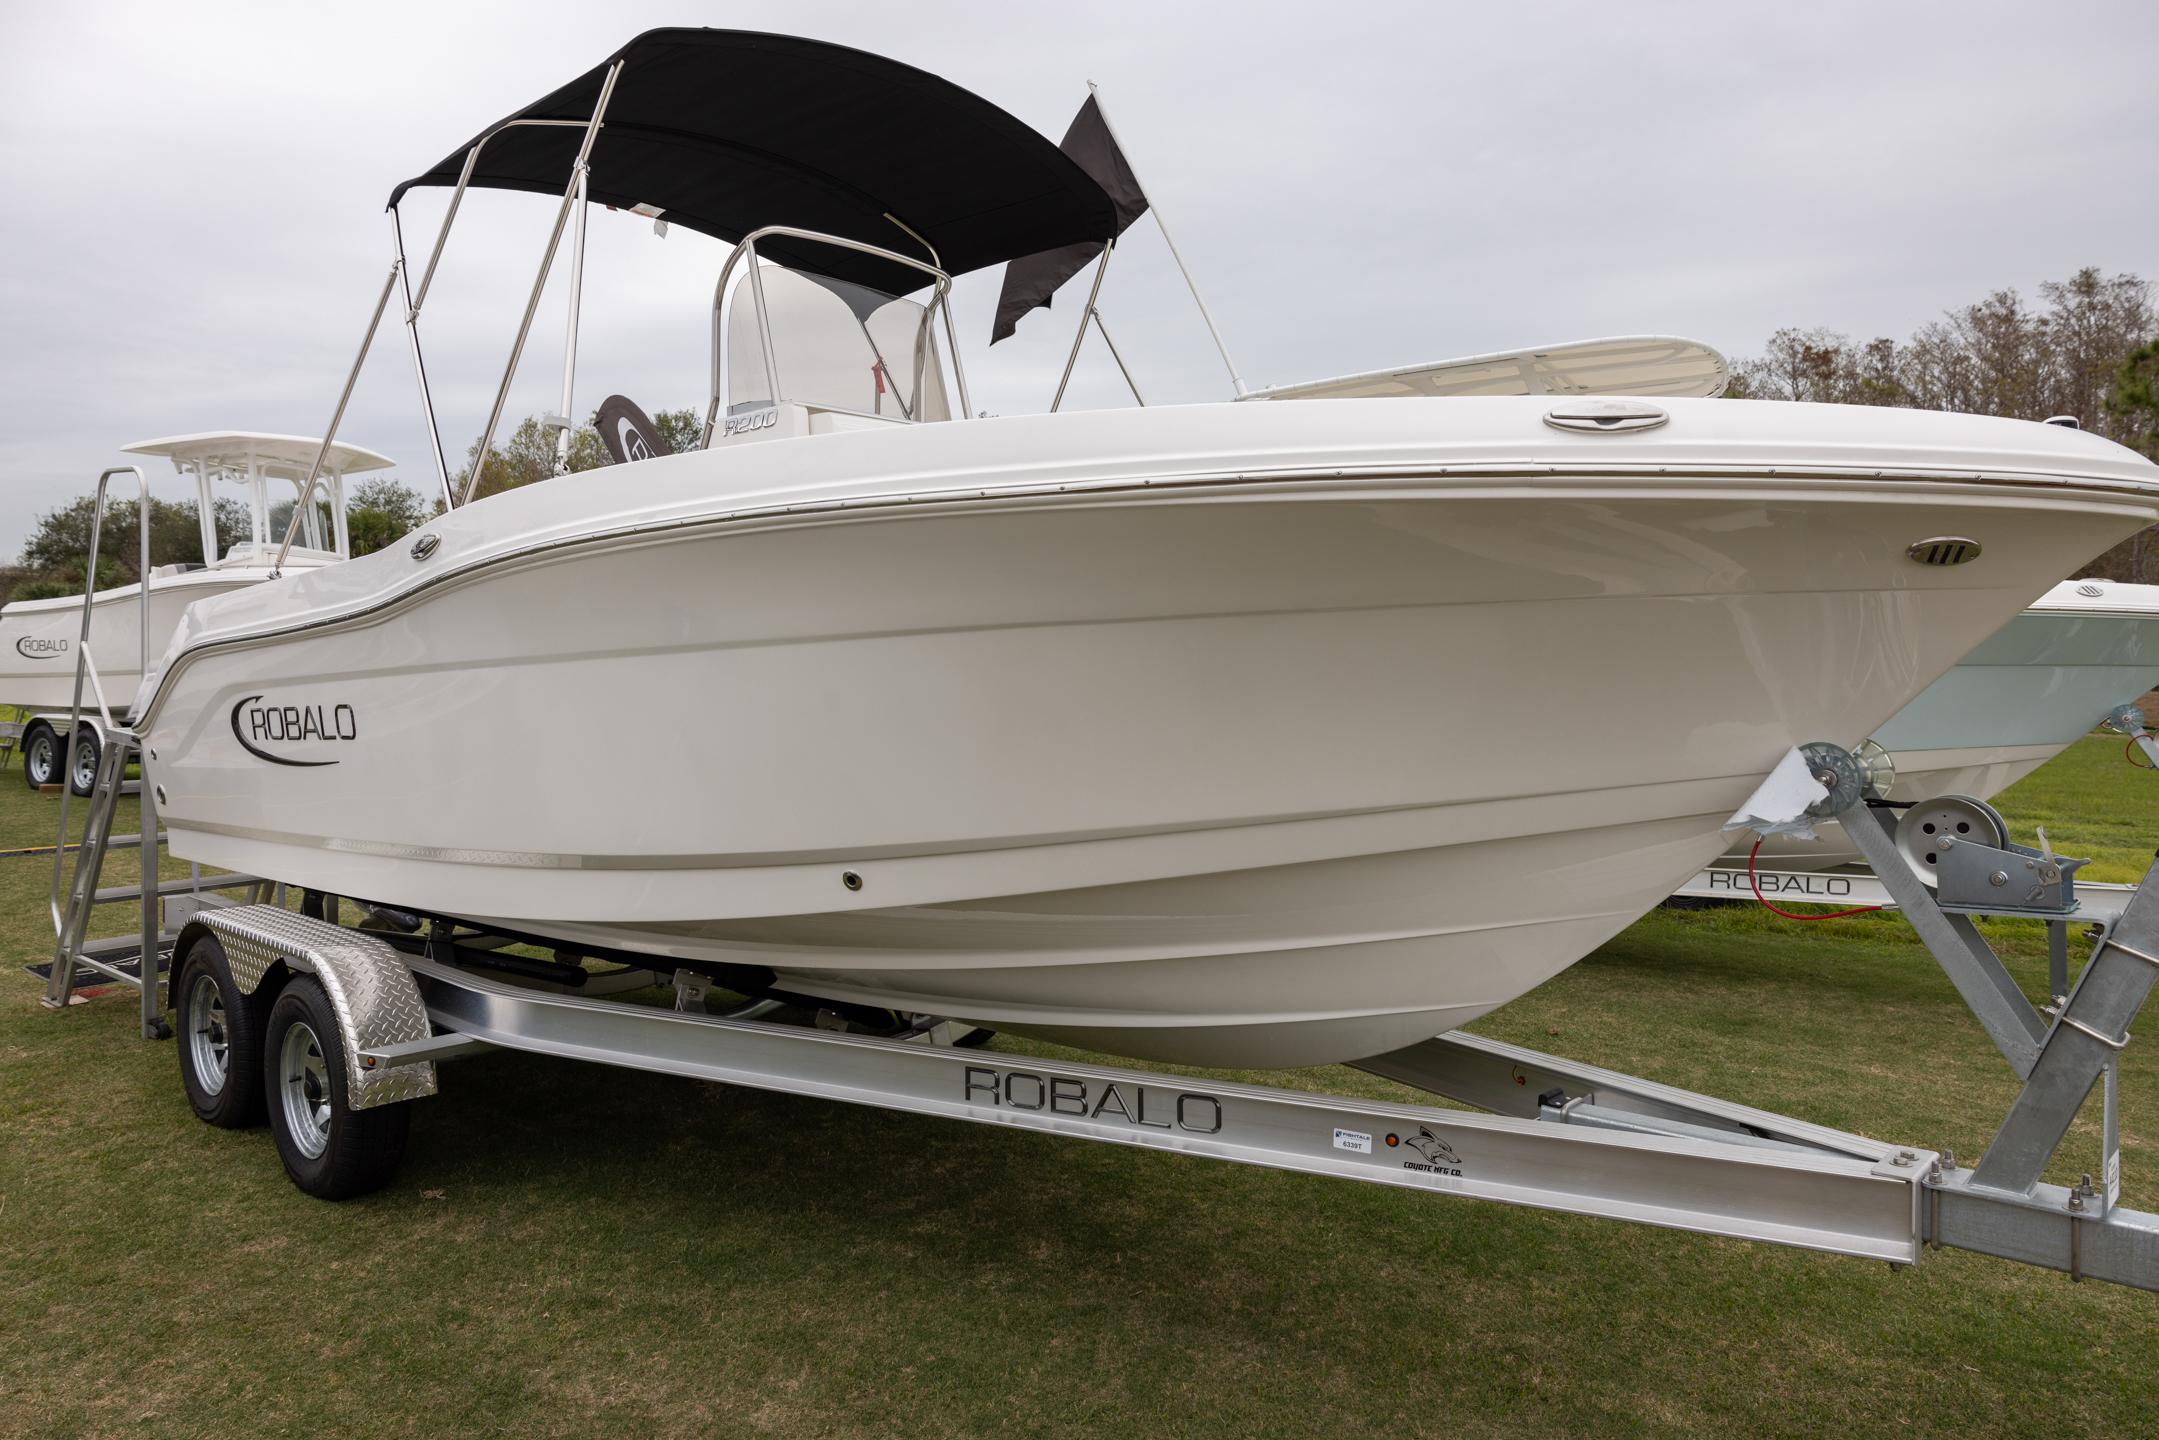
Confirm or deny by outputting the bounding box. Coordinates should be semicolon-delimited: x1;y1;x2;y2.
136;400;2159;1065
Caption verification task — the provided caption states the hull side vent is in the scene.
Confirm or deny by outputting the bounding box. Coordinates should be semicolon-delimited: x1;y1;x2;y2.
1906;537;1983;568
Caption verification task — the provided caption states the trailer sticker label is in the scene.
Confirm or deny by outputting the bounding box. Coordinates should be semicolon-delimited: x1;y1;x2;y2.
962;1065;1223;1135
1332;1127;1372;1154
14;636;67;659
1398;1127;1464;1177
230;694;357;768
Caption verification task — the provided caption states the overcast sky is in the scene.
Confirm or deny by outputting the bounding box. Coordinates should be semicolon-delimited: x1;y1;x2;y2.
2;0;2154;556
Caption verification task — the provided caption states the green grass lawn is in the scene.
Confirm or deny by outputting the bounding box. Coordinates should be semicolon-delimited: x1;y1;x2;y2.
4;736;2156;1438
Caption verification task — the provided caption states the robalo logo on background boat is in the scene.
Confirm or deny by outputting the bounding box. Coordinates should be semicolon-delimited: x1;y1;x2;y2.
15;636;69;659
230;694;358;767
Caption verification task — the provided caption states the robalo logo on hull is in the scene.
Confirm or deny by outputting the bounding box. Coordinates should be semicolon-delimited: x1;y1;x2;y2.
15;636;69;659
230;694;358;767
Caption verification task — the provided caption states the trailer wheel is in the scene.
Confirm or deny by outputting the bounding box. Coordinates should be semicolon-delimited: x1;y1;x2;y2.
20;724;58;789
67;726;100;796
264;977;409;1199
174;935;267;1128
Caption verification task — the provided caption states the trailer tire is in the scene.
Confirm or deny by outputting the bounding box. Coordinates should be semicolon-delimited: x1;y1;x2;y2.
264;977;410;1199
173;934;268;1128
66;726;99;796
20;723;58;789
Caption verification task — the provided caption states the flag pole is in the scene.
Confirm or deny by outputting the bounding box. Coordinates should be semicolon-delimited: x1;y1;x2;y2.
1087;82;1247;397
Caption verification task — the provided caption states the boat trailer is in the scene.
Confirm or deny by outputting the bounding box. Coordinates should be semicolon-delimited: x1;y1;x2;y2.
104;741;2154;1292
1679;707;2159;917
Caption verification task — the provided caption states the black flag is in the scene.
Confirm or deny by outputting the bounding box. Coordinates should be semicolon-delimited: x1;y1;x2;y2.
991;95;1148;344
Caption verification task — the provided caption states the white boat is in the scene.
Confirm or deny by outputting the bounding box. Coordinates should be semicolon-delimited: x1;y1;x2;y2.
1;433;386;788
1735;578;2159;870
131;29;2159;1067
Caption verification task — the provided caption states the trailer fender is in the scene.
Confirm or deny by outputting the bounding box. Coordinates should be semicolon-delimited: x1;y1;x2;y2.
181;906;438;1109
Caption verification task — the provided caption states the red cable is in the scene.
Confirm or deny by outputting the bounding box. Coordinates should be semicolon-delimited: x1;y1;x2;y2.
2127;735;2155;770
1747;838;1885;920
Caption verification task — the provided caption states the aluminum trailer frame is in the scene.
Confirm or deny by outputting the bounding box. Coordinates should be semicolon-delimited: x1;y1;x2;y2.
186;904;1934;1265
1672;862;2132;1005
158;766;2159;1291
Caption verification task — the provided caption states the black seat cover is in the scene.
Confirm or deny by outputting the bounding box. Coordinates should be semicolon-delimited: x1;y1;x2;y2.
595;395;671;465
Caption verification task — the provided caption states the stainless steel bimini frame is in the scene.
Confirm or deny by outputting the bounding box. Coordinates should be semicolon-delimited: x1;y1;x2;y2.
388;208;452;511
1043;83;1245;411
272;55;1005;567
697;226;971;446
1048;239;1145;413
269;61;628;574
1085;82;1243;398
259;65;1257;572
462;65;624;505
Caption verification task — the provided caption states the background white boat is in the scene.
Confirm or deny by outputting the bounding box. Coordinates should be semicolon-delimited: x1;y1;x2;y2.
0;432;387;713
1736;578;2159;869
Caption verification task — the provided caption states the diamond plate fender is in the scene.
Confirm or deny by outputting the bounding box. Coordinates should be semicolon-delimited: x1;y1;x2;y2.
180;905;436;1109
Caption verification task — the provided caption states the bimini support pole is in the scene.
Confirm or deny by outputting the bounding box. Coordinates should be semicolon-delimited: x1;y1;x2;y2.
881;212;974;421
1087;82;1247;397
392;115;591;510
552;163;594;472
1050;241;1114;413
1091;310;1145;405
461;59;624;506
390;208;453;511
271;263;401;577
741;240;783;410
940;296;974;419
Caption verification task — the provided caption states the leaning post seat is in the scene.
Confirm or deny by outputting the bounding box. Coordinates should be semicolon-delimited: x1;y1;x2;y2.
722;266;952;426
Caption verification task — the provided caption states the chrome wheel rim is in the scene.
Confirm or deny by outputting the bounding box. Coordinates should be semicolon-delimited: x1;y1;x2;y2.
185;973;229;1096
72;740;97;791
25;735;54;785
278;1020;332;1159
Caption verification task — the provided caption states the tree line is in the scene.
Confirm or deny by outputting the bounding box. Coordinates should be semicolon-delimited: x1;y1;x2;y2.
1728;265;2159;580
0;478;439;606
454;407;702;501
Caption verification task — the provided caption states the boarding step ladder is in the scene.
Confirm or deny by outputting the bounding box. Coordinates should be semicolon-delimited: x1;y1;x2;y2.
41;726;167;1034
31;467;270;1036
36;723;275;1034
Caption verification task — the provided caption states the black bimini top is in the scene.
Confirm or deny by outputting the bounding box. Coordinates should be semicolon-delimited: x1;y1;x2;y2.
386;28;1117;295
